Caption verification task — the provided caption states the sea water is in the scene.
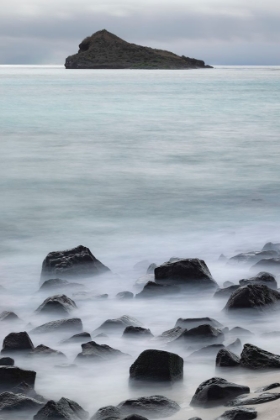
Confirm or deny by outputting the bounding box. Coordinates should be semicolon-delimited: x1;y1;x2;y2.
0;65;280;419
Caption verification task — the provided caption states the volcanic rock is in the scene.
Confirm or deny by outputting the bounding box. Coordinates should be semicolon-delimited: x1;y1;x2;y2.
1;332;34;354
34;397;89;420
30;318;83;334
41;245;109;281
240;343;280;369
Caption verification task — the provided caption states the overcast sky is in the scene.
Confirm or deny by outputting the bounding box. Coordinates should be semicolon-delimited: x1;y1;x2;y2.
1;0;280;65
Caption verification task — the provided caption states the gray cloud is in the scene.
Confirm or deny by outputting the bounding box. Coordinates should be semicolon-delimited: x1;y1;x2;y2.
0;7;280;64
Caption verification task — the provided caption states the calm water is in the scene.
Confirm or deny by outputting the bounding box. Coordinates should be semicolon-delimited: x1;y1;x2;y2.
0;66;280;419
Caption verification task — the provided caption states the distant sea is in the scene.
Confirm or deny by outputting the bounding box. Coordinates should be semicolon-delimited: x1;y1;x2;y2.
1;65;280;281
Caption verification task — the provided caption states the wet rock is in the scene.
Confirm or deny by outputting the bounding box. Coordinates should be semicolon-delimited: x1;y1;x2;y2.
116;291;134;299
30;318;83;334
239;272;277;289
252;258;280;273
129;349;183;384
216;349;240;367
76;341;126;362
255;383;280;392
226;392;280;406
35;294;77;315
226;339;242;353
41;245;110;282
34;397;89;420
224;284;280;312
228;250;278;265
216;408;257;420
135;281;180;298
175;317;223;330
0;366;36;391
0;391;44;413
173;325;224;346
1;332;34;354
123;326;153;338
155;258;218;289
0;311;19;322
190;377;250;407
214;286;240;299
30;345;66;359
91;405;121;420
117;395;180;418
262;242;280;253
240;343;280;369
62;332;91;344
189;344;225;359
147;264;157;274
94;315;142;334
39;278;84;292
0;357;14;366
157;327;184;342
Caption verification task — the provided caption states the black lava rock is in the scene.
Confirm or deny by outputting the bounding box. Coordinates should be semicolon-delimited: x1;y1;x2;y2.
129;349;183;384
34;397;89;420
35;294;77;315
41;245;110;281
0;366;36;392
216;349;240;367
190;377;250;407
1;332;34;354
240;343;280;369
30;318;83;334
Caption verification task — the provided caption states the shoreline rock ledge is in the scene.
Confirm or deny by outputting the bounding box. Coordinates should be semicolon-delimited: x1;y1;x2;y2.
65;29;213;69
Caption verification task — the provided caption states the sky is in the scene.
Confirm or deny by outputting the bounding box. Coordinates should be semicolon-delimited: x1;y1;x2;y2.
1;0;280;65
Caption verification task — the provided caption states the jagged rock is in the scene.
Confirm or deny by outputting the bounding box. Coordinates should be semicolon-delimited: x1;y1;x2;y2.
34;397;89;420
226;392;280;406
262;242;280;252
255;383;280;392
62;332;91;344
39;278;84;292
157;327;184;342
155;258;217;289
216;349;240;367
226;339;242;353
0;357;14;366
0;391;43;413
216;408;257;420
0;311;19;322
116;291;134;300
123;327;153;339
40;245;109;282
175;317;223;330
1;332;34;354
135;281;180;298
35;294;77;315
117;395;180;418
10;382;45;402
129;349;183;384
91;405;121;420
240;343;280;369
173;325;224;345
65;30;212;70
30;318;83;334
30;345;66;359
223;281;234;288
94;315;142;334
189;344;225;359
76;341;126;362
227;328;253;337
224;284;280;312
228;250;278;265
190;377;250;407
214;286;240;298
0;366;36;391
252;258;280;273
239;272;277;289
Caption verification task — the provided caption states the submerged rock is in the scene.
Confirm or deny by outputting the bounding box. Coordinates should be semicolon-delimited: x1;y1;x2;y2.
147;263;157;274
0;311;19;322
0;366;36;391
252;258;280;273
173;325;224;346
0;391;43;413
1;332;34;354
226;392;280;406
214;286;240;299
157;327;184;342
62;332;91;344
30;318;83;334
76;341;126;362
135;281;180;298
117;395;180;418
39;278;84;292
189;344;225;359
91;405;121;420
41;245;110;281
129;349;183;384
35;294;77;315
30;345;66;359
10;382;45;402
239;272;277;289
240;343;280;369
262;242;280;253
175;317;223;330
216;408;257;420
94;315;142;334
255;383;280;392
34;397;89;420
123;326;153;338
226;339;242;354
224;284;280;312
216;349;240;367
228;250;278;265
116;291;134;300
190;377;250;407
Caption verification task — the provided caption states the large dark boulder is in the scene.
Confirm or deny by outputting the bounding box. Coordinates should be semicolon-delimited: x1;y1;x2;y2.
1;332;34;354
40;245;110;281
224;284;280;312
0;366;36;391
216;349;240;367
0;357;14;366
62;332;91;344
35;294;77;315
129;349;183;384
239;272;277;289
0;391;44;413
135;281;180;298
216;408;257;420
226;392;280;406
190;377;250;407
173;325;224;346
76;341;126;362
214;286;240;299
30;318;83;334
94;315;142;334
117;395;180;418
34;397;89;420
39;278;84;292
91;405;121;420
175;317;223;330
154;258;217;289
123;326;153;339
228;250;278;265
240;343;280;369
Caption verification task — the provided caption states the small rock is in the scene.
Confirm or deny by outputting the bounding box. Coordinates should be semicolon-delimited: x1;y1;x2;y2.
123;416;148;420
76;341;126;362
35;294;77;315
216;408;257;420
173;325;224;346
216;349;240;367
262;242;280;253
223;281;234;288
30;318;83;334
189;344;225;359
214;286;240;299
116;291;134;300
240;343;280;369
123;327;153;339
0;357;14;366
1;332;34;354
62;332;91;344
34;397;89;420
147;264;157;274
10;382;45;402
228;250;278;265
157;327;184;342
91;405;121;420
228;328;253;337
30;345;66;359
94;315;142;334
226;339;242;353
117;395;180;418
255;383;280;392
251;258;280;273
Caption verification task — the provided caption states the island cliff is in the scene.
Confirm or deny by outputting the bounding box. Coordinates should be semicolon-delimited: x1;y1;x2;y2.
65;29;212;69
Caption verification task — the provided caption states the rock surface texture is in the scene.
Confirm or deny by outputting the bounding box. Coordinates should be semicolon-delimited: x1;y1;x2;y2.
34;397;89;420
35;294;77;315
1;332;34;354
240;343;280;369
76;341;125;361
30;318;83;334
224;284;280;312
65;30;212;70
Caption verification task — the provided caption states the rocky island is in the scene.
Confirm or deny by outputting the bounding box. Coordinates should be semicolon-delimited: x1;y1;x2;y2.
65;29;212;69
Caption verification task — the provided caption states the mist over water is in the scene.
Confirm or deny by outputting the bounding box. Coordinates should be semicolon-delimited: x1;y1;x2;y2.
0;65;280;419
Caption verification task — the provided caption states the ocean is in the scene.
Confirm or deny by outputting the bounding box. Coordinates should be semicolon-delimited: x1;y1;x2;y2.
0;65;280;419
